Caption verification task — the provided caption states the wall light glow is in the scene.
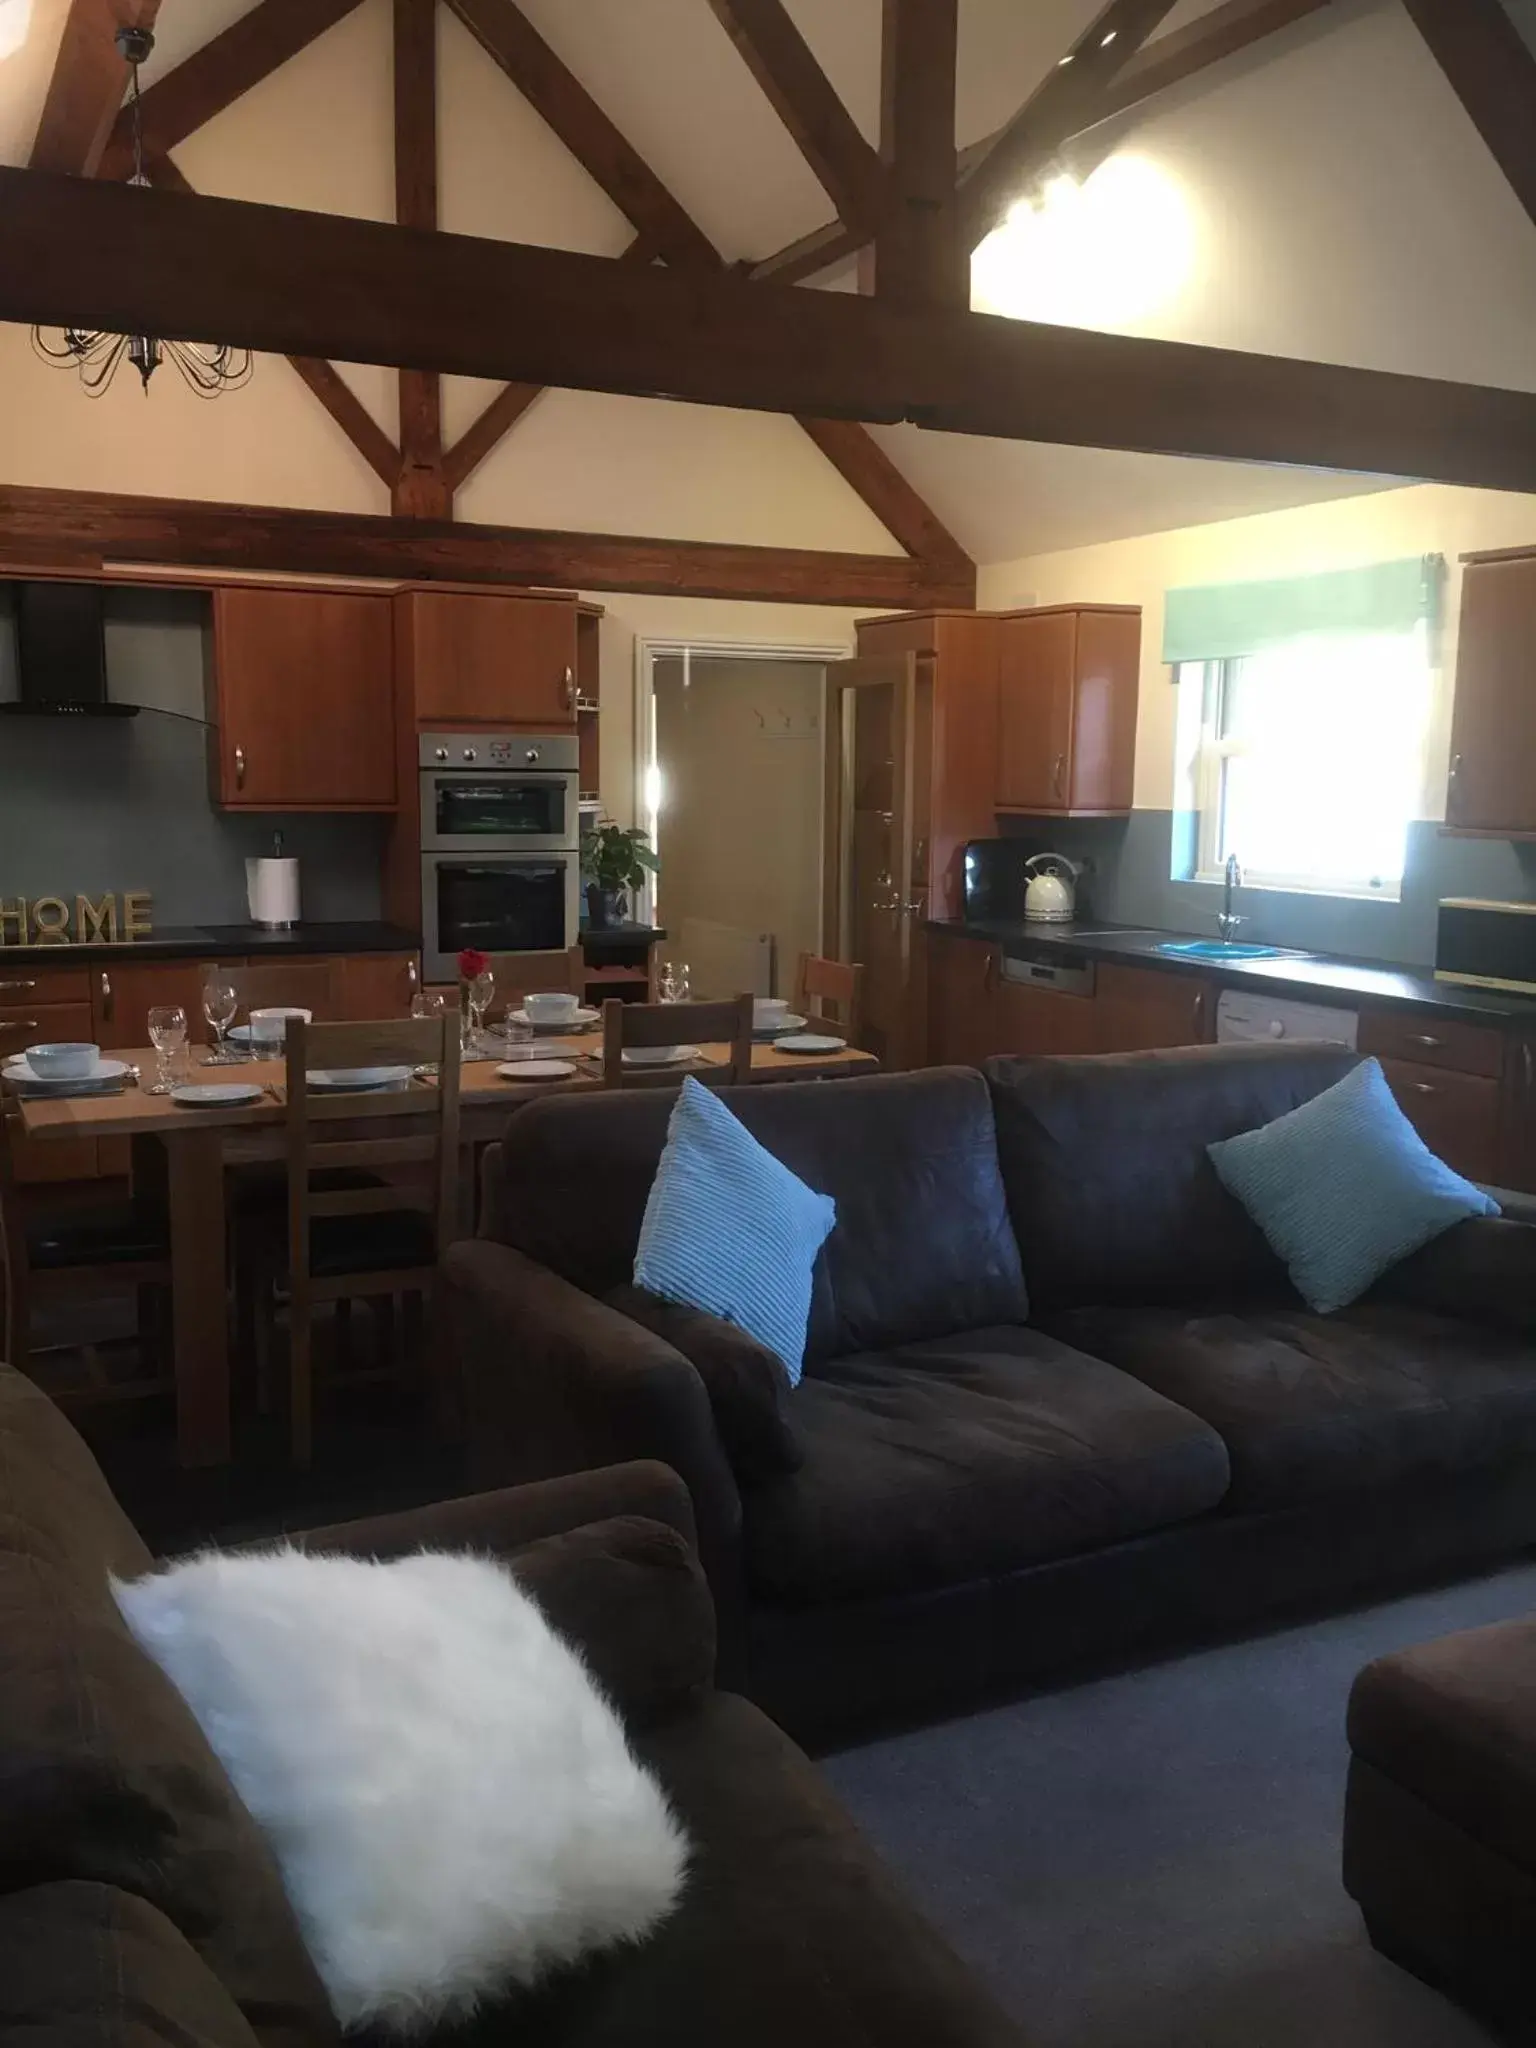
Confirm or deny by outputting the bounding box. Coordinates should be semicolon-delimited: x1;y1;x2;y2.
0;0;34;62
970;153;1197;333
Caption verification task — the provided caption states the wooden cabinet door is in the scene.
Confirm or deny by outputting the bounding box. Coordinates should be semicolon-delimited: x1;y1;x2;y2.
92;961;211;1049
1506;1031;1536;1192
1379;1059;1502;1184
996;611;1076;812
1092;962;1214;1051
927;934;999;1067
213;588;396;810
1446;559;1536;837
404;592;578;728
994;978;1101;1056
1067;609;1140;813
333;953;422;1020
1;983;99;1182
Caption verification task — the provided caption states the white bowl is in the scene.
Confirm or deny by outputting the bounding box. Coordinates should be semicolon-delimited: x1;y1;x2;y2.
524;992;579;1025
25;1041;100;1081
753;999;790;1028
248;1007;312;1041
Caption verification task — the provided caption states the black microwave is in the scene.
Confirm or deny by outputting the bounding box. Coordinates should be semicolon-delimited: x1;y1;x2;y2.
1435;898;1536;997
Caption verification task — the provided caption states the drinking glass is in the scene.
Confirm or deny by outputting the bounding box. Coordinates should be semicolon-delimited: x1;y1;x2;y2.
146;1005;189;1095
201;975;238;1063
466;970;495;1056
658;959;691;1004
410;989;447;1076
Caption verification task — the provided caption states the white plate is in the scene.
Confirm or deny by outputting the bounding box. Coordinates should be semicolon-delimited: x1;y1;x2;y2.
774;1034;847;1055
497;1059;576;1081
753;1013;806;1038
170;1083;265;1109
305;1066;414;1091
3;1056;131;1089
622;1045;699;1068
510;1006;599;1031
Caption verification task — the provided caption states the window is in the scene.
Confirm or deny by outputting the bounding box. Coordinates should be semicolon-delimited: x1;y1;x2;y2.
1178;625;1433;901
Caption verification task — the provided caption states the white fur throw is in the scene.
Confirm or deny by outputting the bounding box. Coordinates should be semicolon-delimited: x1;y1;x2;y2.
113;1548;687;2034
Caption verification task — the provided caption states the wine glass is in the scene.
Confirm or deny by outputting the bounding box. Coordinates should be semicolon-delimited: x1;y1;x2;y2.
658;959;691;1004
467;969;495;1054
146;1005;189;1095
201;974;238;1063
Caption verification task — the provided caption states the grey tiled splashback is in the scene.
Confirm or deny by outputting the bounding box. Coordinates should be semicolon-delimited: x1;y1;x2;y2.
1000;811;1536;968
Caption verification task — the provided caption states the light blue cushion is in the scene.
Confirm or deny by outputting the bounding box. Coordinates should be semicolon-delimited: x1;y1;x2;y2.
634;1077;836;1384
1207;1057;1499;1314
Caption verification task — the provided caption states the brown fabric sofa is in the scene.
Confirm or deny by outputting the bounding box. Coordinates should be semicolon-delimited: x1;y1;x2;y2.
1344;1618;1536;2043
0;1365;1023;2048
443;1046;1536;1746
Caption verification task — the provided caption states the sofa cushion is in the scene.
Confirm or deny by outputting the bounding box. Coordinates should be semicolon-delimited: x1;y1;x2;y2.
740;1326;1231;1605
0;1377;335;2048
986;1042;1360;1314
490;1068;1028;1368
0;1882;265;2048
1046;1301;1536;1512
605;1286;802;1480
436;1692;1024;2048
1348;1618;1536;1879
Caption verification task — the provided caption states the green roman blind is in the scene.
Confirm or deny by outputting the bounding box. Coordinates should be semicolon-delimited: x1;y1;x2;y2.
1162;556;1443;666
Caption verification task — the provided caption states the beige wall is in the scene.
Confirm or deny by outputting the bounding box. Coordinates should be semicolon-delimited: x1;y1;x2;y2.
978;483;1536;823
650;656;824;997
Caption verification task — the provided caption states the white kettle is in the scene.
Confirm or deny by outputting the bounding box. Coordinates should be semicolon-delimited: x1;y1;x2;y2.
1023;852;1078;924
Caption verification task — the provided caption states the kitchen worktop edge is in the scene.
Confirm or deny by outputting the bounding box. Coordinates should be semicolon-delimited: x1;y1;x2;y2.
0;921;423;966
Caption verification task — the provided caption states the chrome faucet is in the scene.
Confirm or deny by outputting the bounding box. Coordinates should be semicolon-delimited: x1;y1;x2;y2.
1218;854;1244;945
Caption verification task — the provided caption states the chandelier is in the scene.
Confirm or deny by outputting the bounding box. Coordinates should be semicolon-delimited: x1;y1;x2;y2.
30;26;253;399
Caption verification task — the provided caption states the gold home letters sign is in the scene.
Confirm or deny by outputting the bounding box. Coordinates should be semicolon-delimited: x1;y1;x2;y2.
0;893;153;945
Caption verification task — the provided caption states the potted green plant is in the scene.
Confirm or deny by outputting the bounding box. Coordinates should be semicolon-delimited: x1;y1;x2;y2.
581;822;658;929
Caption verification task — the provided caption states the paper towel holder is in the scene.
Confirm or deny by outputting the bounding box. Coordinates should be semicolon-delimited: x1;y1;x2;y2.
247;832;300;930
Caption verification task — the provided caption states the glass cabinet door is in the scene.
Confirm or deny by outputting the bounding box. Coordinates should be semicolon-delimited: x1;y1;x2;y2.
824;654;932;1069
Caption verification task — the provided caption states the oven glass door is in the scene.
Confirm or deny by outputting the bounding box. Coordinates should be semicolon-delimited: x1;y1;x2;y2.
423;770;571;847
423;855;577;976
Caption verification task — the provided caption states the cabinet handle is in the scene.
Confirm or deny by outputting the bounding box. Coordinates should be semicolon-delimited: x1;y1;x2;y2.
234;745;247;790
1193;987;1207;1029
563;666;575;713
0;979;36;994
1407;1033;1443;1050
100;970;114;1023
1408;1081;1440;1096
1523;1043;1533;1093
1052;753;1066;800
0;1019;40;1033
406;957;419;993
982;950;996;994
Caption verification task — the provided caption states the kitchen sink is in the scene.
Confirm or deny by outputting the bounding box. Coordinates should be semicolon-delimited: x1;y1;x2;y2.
1155;940;1300;962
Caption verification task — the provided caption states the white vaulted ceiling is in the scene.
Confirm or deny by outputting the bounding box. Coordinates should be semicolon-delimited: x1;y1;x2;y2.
2;0;1535;560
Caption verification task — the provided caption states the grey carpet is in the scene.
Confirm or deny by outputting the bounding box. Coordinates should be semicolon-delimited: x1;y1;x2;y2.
823;1564;1536;2048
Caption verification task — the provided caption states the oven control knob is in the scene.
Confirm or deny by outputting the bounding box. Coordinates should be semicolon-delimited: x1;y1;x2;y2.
525;748;540;764
462;747;476;762
1269;1020;1285;1038
434;747;448;761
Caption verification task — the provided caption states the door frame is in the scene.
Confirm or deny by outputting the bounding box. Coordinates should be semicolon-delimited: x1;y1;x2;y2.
633;633;852;937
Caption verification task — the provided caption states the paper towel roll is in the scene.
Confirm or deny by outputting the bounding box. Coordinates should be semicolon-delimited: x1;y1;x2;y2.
246;856;300;928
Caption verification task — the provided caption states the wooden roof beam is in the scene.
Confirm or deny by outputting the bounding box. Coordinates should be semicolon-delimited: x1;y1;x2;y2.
705;0;888;235
871;0;962;308
97;0;365;181
1398;0;1536;236
393;0;448;518
31;0;162;176
6;170;1536;492
747;0;1333;284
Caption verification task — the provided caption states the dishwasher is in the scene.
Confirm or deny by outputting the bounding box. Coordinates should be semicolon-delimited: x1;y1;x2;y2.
1216;989;1359;1048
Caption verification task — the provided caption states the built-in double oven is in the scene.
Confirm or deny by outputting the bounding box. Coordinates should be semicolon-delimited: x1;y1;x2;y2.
419;731;580;981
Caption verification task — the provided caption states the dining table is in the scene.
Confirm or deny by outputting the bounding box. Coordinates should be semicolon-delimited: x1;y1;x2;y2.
10;1032;879;1466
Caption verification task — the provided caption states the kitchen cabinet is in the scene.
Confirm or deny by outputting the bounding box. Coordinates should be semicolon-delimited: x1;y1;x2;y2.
398;589;578;729
0;963;98;1183
1444;555;1536;838
1507;1028;1536;1193
994;977;1101;1056
211;587;396;811
1377;1059;1503;1185
927;933;1000;1067
996;605;1140;817
1359;1004;1517;1187
1091;961;1214;1051
332;952;421;1020
93;961;211;1051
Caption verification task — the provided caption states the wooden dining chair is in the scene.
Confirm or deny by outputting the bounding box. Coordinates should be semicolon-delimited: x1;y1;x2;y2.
256;1015;460;1465
601;994;755;1089
486;947;586;1011
0;1093;172;1408
203;958;337;1020
795;953;864;1039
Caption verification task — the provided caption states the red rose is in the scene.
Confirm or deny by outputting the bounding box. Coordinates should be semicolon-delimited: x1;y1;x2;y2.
458;948;490;979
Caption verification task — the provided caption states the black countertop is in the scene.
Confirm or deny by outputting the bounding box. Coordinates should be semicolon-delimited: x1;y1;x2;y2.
929;918;1536;1029
0;921;422;967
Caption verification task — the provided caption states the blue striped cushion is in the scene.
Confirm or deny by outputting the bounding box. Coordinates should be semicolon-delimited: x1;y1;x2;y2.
1207;1057;1499;1314
634;1078;836;1384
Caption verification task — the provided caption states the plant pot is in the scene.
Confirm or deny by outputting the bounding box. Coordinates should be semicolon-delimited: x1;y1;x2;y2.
585;883;629;929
